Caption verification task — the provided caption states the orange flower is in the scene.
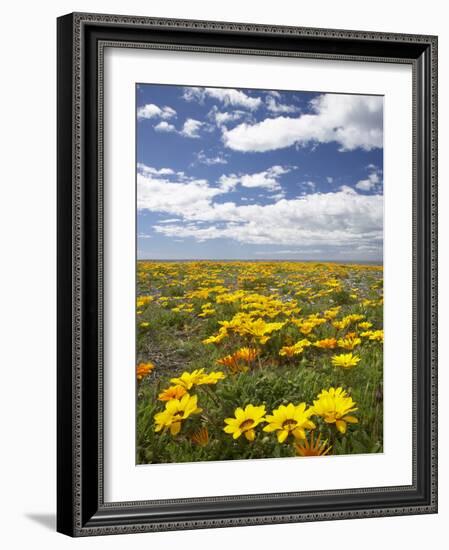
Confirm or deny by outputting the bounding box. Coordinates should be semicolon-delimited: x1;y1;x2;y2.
295;432;332;457
234;347;258;362
217;354;240;370
217;347;258;374
313;338;337;349
136;361;155;381
190;426;209;446
158;385;188;401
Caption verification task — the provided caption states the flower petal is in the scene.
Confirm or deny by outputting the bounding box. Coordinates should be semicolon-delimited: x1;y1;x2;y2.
170;421;181;436
335;420;347;433
277;430;289;443
244;429;255;442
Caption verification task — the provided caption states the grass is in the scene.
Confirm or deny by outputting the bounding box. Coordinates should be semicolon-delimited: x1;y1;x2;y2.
136;261;383;464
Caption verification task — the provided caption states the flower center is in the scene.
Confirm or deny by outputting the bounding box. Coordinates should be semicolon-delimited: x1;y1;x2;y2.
173;410;185;419
282;419;298;430
239;418;255;430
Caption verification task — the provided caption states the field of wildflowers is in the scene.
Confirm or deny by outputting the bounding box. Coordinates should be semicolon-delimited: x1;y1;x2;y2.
136;261;383;464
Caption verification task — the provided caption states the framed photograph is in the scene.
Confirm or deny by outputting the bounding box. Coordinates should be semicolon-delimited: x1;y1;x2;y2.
57;12;438;536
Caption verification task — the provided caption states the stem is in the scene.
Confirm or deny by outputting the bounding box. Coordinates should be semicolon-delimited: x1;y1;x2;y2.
328;426;336;453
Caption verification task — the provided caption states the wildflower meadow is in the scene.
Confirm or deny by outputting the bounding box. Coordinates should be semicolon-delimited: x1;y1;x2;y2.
136;261;383;464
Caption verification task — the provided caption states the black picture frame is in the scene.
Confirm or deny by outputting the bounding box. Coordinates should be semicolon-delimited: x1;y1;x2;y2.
57;12;438;537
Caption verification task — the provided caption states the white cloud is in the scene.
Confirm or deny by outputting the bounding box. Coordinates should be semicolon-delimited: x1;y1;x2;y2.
183;87;262;110
355;166;382;192
207;106;249;127
152;187;382;249
137;103;176;120
137;164;382;255
154;118;204;139
222;93;383;152
326;176;334;184
137;163;175;176
268;191;286;201
265;96;299;114
302;181;316;191
218;165;290;192
154;121;177;133
137;168;223;220
255;248;324;255
195;150;228;166
180;118;203;138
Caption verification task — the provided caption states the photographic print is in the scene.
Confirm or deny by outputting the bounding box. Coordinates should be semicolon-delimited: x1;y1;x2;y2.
135;83;384;465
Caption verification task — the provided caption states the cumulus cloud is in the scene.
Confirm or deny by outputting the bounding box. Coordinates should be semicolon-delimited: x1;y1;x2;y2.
218;165;290;192
137;164;382;252
222;93;383;152
154;121;177;133
137;103;176;120
137;163;175;176
183;87;262;110
207;106;250;127
181;118;203;138
152;188;383;248
154;118;203;138
137;172;222;220
355;165;383;192
265;96;300;114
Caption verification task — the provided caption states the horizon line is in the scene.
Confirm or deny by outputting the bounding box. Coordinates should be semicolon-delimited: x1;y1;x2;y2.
137;258;383;264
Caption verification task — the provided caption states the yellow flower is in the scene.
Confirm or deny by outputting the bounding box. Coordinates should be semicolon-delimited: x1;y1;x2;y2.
263;403;315;443
311;387;358;433
158;385;187;401
170;369;207;389
337;336;361;350
190;426;209;446
204;313;284;345
358;321;373;330
295;432;332;457
332;319;350;330
314;338;337;349
331;352;360;368
170;368;225;388
154;394;202;436
238;318;285;344
136;295;153;309
139;321;150;328
344;314;365;323
297;322;315;335
324;307;341;320
223;404;266;441
136;361;155;381
198;307;215;317
202;327;228;344
199;371;226;385
361;329;384;342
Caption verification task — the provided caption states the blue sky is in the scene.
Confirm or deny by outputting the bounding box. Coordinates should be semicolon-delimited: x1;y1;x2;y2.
136;84;383;261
